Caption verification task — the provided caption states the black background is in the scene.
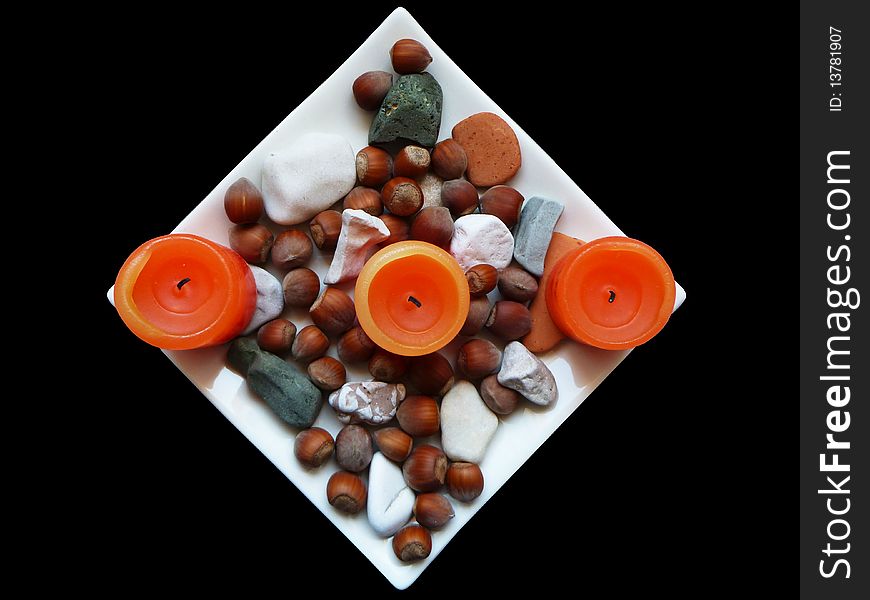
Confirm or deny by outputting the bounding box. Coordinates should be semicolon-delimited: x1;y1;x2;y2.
88;3;792;594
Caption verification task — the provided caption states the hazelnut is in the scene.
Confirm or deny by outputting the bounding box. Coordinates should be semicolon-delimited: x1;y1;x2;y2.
446;462;484;502
414;493;455;530
343;186;383;216
461;295;492;336
369;349;409;382
382;177;423;216
335;424;374;472
392;524;432;562
228;223;273;264
309;210;342;251
307;356;347;391
402;444;448;492
410;206;454;247
441;179;479;217
390;39;432;74
372;427;413;462
380;213;410;245
224;177;263;224
480;186;524;229
271;229;313;270
479;375;521;415
294;427;334;469
352;70;393;111
256;318;297;354
282;267;320;308
355;146;393;188
465;263;498;296
396;395;440;438
431;139;467;180
457;339;502;379
498;264;539;303
486;300;532;341
309;287;355;336
408;352;455;396
394;145;431;179
327;471;367;514
291;325;329;362
337;326;376;363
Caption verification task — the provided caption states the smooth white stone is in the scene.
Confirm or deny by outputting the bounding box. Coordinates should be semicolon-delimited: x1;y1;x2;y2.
449;214;514;271
324;209;389;284
367;452;415;537
497;341;558;406
242;265;284;335
440;380;498;464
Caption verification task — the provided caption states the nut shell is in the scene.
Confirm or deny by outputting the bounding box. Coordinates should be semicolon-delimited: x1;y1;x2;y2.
461;296;492;336
465;263;498;296
441;179;478;217
309;287;356;336
414;493;455;529
479;375;521;415
307;356;347;391
343;186;383;216
229;223;273;264
335;424;374;472
355;145;393;187
498;264;539;303
256;318;297;353
394;145;431;179
337;326;376;363
291;325;330;362
457;338;502;379
382;177;423;216
282;268;320;308
271;229;313;270
369;350;409;382
352;71;393;111
294;427;334;468
446;462;484;502
372;427;413;462
309;210;342;251
480;186;524;229
392;524;432;562
390;39;432;74
410;206;454;247
327;471;367;514
380;213;410;246
431;139;468;180
486;300;532;341
224;177;263;224
408;352;455;396
396;395;440;438
402;444;448;492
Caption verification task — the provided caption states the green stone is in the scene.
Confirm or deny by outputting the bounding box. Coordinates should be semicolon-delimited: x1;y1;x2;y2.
247;352;322;428
227;337;261;374
369;73;443;147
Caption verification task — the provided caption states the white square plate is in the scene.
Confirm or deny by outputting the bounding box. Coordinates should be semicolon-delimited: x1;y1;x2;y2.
107;7;685;589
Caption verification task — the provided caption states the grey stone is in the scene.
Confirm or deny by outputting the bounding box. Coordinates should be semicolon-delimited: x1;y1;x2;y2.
227;337;261;374
369;73;443;147
513;196;565;277
497;341;557;406
247;352;322;428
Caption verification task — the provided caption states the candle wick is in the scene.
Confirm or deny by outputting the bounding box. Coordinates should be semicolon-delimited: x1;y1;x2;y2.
608;290;615;303
177;278;192;290
407;295;422;308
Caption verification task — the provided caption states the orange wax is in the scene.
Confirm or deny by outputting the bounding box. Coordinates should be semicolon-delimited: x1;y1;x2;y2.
355;241;470;356
546;236;675;351
114;233;257;350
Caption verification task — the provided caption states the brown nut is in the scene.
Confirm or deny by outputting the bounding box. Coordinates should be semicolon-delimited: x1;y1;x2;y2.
224;177;263;224
309;210;342;251
291;325;330;362
307;356;347;391
309;287;356;336
272;229;313;270
382;177;423;216
441;179;479;217
337;326;376;363
335;424;374;472
497;264;539;303
408;352;455;396
352;70;393;111
392;524;432;562
480;186;524;230
355;145;393;188
461;295;492;336
486;300;532;341
229;223;273;264
327;471;367;514
457;339;502;379
368;350;409;382
372;427;413;462
282;267;320;308
479;375;521;415
379;213;410;245
414;493;455;530
390;39;432;74
446;462;484;502
256;318;297;354
410;206;454;247
343;186;383;216
431;139;468;180
396;395;440;438
465;263;498;296
402;445;448;492
294;427;334;469
394;145;431;179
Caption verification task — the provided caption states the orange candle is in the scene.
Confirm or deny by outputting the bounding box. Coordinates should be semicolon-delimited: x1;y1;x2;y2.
114;233;257;350
545;236;675;351
355;241;470;356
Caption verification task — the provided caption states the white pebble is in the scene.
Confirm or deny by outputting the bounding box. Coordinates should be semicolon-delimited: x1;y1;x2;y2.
242;265;284;335
497;341;558;406
419;172;443;208
324;209;389;284
261;133;356;225
440;380;498;463
328;381;406;425
449;214;514;271
367;452;415;537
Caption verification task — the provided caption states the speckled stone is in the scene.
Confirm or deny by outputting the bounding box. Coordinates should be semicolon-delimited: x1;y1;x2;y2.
369;73;443;147
247;351;322;428
227;337;261;374
513;196;565;277
451;112;521;186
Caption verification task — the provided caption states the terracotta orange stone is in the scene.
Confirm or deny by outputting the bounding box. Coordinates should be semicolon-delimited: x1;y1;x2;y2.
451;112;521;187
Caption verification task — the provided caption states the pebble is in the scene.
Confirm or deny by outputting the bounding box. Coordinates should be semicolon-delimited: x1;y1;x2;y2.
497;341;558;406
242;265;284;335
367;452;416;537
324;209;390;284
418;172;444;208
328;381;407;425
261;132;356;225
513;196;565;277
449;214;514;271
440;380;498;464
369;73;443;148
451;112;521;186
227;337;261;374
247;351;322;428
